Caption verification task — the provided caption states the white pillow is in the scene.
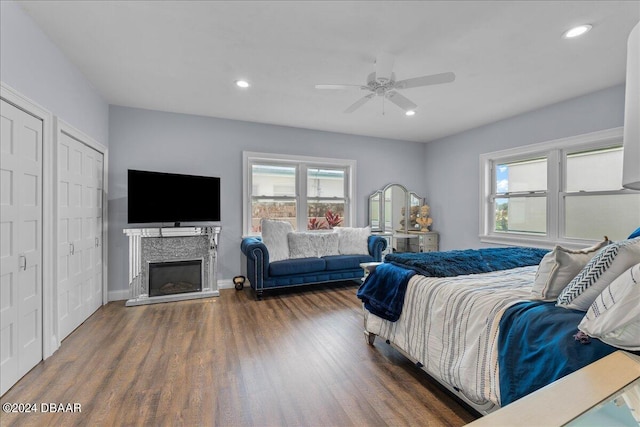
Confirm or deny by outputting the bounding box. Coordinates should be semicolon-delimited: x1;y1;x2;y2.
288;232;319;259
531;239;609;301
316;232;340;257
261;219;293;262
578;263;640;350
336;226;370;255
557;237;640;311
287;232;339;259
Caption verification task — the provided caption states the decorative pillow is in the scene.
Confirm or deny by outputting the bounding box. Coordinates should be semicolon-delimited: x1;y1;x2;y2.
260;219;293;262
557;237;640;311
531;238;609;301
336;226;370;255
578;263;640;350
629;227;640;239
287;232;340;259
316;232;340;257
287;233;319;259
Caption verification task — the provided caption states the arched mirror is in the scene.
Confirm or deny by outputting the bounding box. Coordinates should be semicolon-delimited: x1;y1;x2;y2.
369;183;424;233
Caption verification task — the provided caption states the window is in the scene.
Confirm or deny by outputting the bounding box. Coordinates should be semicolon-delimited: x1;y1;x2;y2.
480;128;640;246
493;157;547;235
563;146;640;240
243;152;355;235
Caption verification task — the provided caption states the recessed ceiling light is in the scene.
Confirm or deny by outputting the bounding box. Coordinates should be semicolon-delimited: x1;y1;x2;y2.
235;80;250;88
563;24;592;39
405;110;416;116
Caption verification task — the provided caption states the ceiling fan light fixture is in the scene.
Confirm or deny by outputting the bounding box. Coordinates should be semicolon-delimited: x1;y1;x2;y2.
563;24;592;39
405;110;416;116
235;79;250;88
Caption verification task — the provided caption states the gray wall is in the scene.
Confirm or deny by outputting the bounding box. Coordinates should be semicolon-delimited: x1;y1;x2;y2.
0;0;109;144
423;84;626;251
108;106;427;295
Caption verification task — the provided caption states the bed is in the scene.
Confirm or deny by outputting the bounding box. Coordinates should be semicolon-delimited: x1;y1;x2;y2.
358;247;626;414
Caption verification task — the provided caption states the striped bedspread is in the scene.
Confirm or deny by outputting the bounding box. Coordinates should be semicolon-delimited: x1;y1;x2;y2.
364;265;537;407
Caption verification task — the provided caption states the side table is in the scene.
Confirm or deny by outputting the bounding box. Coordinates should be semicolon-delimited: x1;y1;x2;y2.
360;261;383;282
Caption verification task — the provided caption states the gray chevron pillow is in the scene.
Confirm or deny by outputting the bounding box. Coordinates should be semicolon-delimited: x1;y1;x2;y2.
557;237;640;311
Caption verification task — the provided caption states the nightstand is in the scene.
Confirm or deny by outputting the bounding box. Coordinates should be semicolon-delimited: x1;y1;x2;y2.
360;262;382;282
407;231;439;252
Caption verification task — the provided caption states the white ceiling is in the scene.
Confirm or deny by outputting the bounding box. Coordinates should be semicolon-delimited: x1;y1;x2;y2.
18;1;640;143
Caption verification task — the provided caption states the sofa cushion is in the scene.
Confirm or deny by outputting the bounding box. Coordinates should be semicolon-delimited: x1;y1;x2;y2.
269;257;326;276
323;254;374;271
261;219;293;262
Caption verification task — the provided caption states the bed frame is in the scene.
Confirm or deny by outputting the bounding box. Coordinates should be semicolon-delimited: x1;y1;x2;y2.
364;331;497;415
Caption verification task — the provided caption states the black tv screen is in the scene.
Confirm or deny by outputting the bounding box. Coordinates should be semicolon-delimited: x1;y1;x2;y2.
128;169;221;224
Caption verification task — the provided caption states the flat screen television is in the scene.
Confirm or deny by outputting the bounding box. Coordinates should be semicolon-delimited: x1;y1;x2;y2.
128;169;221;225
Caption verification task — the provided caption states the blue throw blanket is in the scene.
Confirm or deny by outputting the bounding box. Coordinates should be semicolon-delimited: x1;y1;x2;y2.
385;247;549;277
498;301;616;406
357;263;415;322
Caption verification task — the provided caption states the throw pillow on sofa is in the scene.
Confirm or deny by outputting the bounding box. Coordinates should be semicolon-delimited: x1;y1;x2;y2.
316;232;340;257
261;219;293;262
557;237;640;311
288;232;339;259
531;238;609;301
336;227;370;255
578;263;640;350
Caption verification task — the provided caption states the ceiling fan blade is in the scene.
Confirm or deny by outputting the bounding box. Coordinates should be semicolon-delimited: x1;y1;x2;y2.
395;72;456;90
385;91;418;112
344;94;375;113
315;84;365;90
375;52;395;82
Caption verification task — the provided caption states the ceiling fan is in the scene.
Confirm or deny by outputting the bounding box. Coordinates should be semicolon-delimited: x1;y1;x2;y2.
315;52;455;114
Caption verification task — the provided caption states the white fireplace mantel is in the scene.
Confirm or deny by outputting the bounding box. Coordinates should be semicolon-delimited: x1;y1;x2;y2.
123;226;221;306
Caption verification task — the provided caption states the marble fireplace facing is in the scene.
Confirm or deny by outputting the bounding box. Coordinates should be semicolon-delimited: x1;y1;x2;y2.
123;227;220;306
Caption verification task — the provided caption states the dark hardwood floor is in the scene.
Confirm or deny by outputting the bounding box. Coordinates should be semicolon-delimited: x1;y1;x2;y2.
0;283;478;426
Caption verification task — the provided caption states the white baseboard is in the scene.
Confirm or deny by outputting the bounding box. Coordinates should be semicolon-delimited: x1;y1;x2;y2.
108;289;129;302
217;279;234;290
109;279;236;302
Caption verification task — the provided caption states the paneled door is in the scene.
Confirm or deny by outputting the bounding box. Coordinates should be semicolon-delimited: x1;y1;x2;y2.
57;131;103;340
0;99;43;395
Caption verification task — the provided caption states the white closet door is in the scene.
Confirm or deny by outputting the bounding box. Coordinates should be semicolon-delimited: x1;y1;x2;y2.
57;132;102;340
0;99;43;395
81;147;103;320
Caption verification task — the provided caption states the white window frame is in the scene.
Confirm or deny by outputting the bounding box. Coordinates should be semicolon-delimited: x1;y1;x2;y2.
479;127;637;249
242;151;356;235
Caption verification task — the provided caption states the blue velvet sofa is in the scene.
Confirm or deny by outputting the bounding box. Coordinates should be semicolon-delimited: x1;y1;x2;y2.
241;235;387;299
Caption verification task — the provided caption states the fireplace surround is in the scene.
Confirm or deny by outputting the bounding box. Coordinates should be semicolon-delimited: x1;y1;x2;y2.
123;227;220;306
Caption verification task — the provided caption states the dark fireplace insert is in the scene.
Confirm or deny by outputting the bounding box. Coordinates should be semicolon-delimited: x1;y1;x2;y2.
148;259;202;297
